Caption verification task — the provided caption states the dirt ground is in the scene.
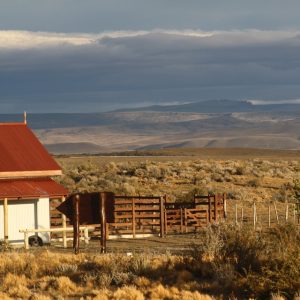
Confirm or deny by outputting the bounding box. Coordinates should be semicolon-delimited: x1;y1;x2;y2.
35;234;198;255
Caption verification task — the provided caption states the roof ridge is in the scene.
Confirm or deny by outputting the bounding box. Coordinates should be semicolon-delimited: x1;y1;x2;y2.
0;122;26;126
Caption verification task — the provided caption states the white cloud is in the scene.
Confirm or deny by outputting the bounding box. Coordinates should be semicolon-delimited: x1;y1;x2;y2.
248;99;300;105
2;29;297;50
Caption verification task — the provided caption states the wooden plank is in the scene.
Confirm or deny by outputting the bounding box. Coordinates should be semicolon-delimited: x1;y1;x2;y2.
0;170;62;178
115;196;161;200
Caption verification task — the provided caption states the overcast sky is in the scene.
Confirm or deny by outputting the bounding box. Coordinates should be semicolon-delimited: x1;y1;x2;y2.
1;1;300;112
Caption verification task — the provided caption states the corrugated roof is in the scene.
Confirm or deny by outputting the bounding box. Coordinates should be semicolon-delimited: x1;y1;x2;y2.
0;178;68;199
0;123;62;178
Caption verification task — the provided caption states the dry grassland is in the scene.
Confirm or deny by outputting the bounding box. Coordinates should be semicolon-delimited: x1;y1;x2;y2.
1;149;299;299
1;224;299;299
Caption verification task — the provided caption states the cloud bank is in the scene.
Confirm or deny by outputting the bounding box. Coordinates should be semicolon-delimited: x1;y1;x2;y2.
1;29;300;112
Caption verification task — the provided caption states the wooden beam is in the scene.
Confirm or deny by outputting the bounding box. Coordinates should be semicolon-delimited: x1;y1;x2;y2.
0;170;62;179
4;198;8;245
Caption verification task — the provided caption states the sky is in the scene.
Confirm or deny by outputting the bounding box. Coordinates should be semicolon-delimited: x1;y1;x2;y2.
1;0;300;113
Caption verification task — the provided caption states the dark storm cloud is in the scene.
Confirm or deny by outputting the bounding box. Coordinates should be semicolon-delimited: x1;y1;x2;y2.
1;30;300;112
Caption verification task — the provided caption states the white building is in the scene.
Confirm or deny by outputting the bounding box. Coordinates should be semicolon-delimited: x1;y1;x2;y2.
0;119;68;245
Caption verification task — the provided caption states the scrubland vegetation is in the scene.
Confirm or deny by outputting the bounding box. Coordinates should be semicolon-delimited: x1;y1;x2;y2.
56;156;300;204
2;154;300;299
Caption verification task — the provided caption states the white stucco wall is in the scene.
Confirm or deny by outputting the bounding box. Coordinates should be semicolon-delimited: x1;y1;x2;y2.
0;198;50;244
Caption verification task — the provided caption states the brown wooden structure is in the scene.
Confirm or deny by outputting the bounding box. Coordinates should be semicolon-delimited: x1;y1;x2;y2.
52;193;226;251
57;192;114;254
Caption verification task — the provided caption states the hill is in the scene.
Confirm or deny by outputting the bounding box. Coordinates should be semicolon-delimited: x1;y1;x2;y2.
1;100;300;154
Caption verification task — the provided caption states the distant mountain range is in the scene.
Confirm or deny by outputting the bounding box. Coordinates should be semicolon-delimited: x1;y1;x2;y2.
115;99;300;113
1;100;300;153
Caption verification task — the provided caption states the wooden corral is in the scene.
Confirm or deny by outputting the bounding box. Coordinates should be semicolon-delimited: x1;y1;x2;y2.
50;193;226;242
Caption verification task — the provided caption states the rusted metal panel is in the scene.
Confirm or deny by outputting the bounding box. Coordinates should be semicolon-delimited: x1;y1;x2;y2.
0;123;61;176
0;178;68;199
57;192;115;225
57;192;114;254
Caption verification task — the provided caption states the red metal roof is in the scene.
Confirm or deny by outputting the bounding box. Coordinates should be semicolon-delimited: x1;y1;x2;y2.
0;178;68;199
0;123;61;178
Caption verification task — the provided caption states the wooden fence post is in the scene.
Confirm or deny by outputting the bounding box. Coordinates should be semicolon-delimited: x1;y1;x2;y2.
159;197;165;238
223;194;227;219
268;203;271;228
72;194;80;254
208;196;212;223
24;230;29;250
214;195;218;223
132;197;136;238
184;208;188;233
285;202;289;222
235;203;238;225
61;196;67;248
253;202;256;229
180;208;183;233
274;201;279;224
100;192;107;253
241;206;244;225
164;209;168;235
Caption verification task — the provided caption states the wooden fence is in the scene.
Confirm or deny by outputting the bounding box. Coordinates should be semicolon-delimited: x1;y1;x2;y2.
226;200;300;229
164;194;226;233
50;194;226;239
109;195;165;237
50;194;299;241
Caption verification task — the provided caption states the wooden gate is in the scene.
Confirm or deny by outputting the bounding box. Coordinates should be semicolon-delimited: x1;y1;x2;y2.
164;194;226;234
